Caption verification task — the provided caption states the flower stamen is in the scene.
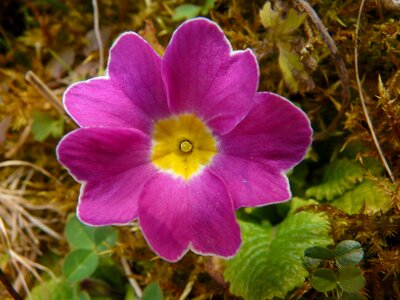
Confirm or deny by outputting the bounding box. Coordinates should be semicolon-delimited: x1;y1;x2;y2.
151;114;217;180
180;140;193;153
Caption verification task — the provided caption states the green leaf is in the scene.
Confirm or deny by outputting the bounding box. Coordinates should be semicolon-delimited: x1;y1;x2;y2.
32;112;64;141
65;214;118;251
281;8;306;34
278;45;305;92
65;215;96;249
142;282;163;300
335;240;364;266
224;198;332;300
77;291;91;300
172;4;202;21
200;0;215;15
337;266;365;293
124;284;136;300
331;180;390;214
95;226;118;252
303;256;322;272
305;246;335;260
306;158;364;201
311;268;337;292
30;278;75;300
63;249;99;282
259;1;280;29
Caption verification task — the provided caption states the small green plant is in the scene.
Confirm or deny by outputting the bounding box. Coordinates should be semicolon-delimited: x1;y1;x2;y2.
29;214;119;299
259;1;311;93
172;0;215;21
32;111;65;141
305;240;366;298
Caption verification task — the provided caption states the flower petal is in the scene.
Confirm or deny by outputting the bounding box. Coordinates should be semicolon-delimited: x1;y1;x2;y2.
64;78;152;134
212;92;312;208
138;170;241;262
211;155;292;208
108;32;169;120
162;18;258;135
57;127;155;225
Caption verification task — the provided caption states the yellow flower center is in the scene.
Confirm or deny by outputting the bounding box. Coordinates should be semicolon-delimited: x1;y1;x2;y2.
151;114;217;180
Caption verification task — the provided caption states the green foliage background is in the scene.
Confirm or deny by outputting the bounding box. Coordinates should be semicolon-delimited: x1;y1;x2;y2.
0;0;400;299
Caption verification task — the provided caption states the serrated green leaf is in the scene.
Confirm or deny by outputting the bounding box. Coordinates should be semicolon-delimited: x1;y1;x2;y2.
30;278;75;300
305;246;335;260
32;112;64;141
172;4;202;21
224;221;272;300
311;268;337;292
306;158;364;201
142;282;163;300
337;266;365;293
259;1;280;29
225;198;332;300
335;240;364;266
331;180;390;214
63;249;99;282
65;214;118;251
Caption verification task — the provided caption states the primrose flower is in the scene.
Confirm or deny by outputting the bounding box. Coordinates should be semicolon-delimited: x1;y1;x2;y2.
57;18;312;262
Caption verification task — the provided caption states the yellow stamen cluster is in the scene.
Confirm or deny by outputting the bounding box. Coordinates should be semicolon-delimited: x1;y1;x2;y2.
151;114;217;180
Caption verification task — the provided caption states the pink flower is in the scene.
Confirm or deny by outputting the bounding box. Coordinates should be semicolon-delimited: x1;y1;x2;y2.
57;18;312;262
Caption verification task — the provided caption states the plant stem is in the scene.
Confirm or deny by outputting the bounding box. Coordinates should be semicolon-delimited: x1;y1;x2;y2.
297;0;350;141
0;268;23;300
354;0;395;183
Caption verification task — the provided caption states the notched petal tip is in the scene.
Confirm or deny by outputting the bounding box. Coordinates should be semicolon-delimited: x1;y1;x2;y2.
163;18;259;135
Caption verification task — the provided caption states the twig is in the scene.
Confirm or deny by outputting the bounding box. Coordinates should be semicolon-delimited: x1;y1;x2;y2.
354;0;395;183
92;0;104;74
0;160;59;182
25;71;76;127
297;0;350;141
120;257;143;298
0;268;23;300
178;275;197;300
5;120;32;159
25;71;64;115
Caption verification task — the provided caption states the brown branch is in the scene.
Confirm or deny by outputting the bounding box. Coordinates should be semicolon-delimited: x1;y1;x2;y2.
0;268;23;300
354;0;395;182
297;0;350;141
25;71;76;127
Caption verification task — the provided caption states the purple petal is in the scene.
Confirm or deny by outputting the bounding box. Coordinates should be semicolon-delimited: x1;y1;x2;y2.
108;32;169;120
162;18;258;135
64;78;151;134
211;92;312;208
211;155;292;208
57;127;155;225
138;170;241;262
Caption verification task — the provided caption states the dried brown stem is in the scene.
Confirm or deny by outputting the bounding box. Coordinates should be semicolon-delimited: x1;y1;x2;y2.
297;0;350;141
354;0;395;182
0;268;23;300
120;257;143;298
92;0;104;74
25;71;76;127
4;120;32;159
